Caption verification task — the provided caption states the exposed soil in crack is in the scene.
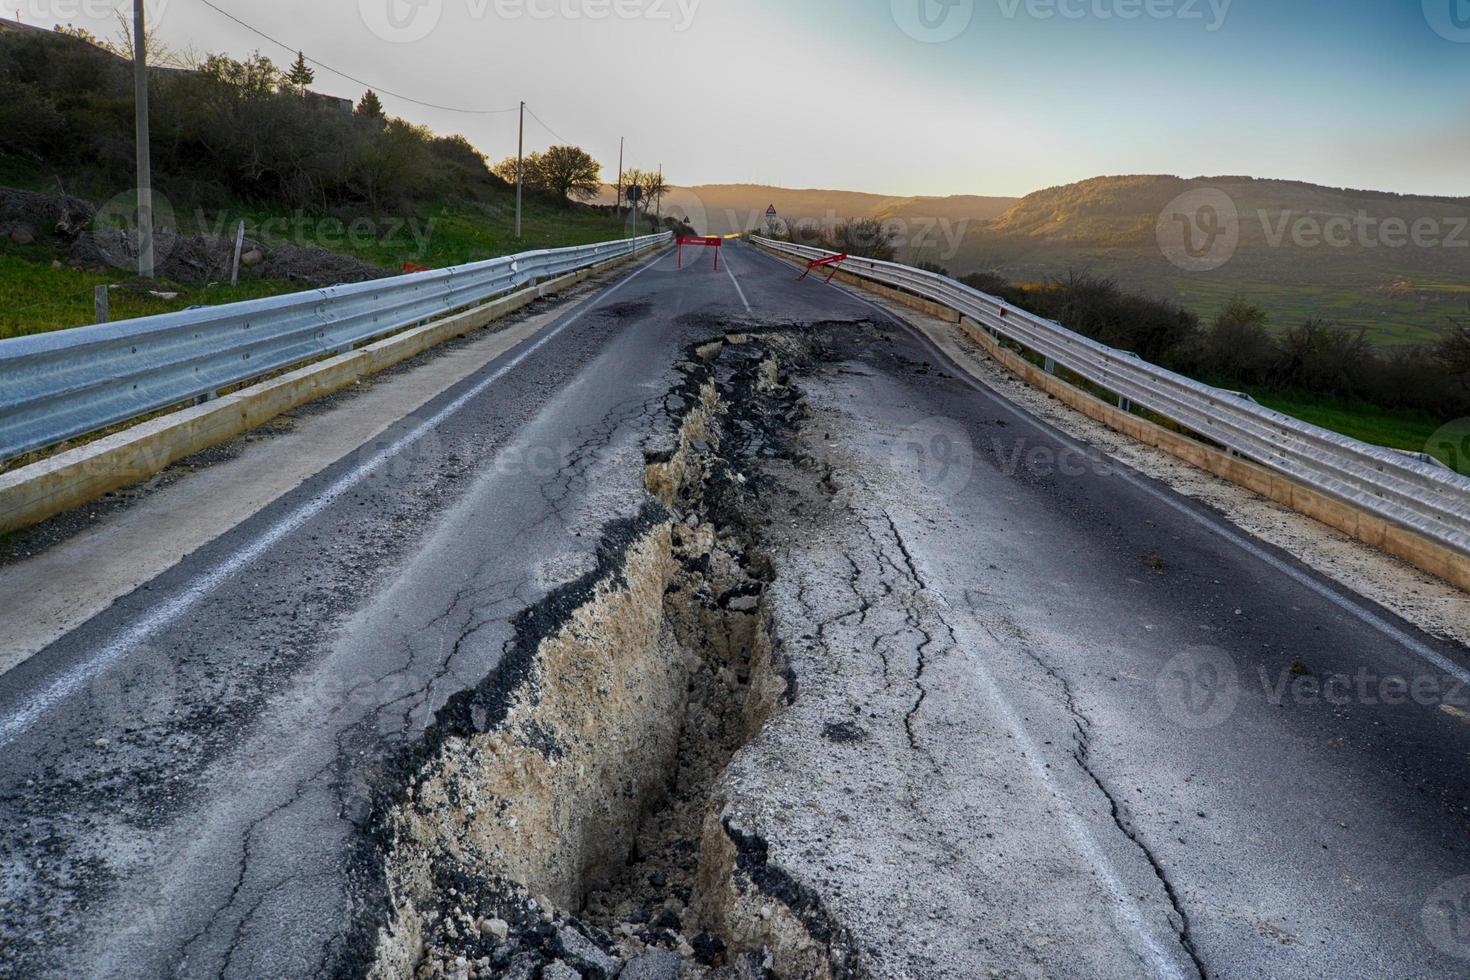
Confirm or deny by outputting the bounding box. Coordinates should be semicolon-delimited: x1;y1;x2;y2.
351;327;870;980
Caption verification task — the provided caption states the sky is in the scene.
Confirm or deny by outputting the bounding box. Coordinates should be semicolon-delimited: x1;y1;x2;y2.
18;0;1470;198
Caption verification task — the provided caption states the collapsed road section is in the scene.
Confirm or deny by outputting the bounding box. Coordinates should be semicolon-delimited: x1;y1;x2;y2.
356;330;867;979
344;319;1211;979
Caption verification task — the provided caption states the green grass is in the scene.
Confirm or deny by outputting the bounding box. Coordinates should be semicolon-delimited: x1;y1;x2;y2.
0;243;304;341
0;189;636;339
1248;388;1462;473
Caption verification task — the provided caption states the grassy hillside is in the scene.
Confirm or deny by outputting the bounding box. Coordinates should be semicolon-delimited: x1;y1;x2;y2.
0;26;643;339
935;175;1470;346
0;190;635;340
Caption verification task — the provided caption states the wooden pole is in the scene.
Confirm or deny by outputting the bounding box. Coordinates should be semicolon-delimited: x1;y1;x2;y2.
515;101;524;239
133;0;154;278
230;220;245;286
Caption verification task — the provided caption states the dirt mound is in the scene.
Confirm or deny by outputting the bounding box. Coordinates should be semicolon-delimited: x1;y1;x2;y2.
259;242;388;286
0;187;94;239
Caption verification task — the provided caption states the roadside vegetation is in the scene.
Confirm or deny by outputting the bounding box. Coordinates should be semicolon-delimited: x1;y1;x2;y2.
958;271;1470;469
0;25;678;339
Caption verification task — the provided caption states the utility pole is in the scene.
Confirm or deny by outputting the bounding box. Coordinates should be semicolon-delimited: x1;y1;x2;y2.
657;164;663;224
514;100;524;239
616;137;624;220
133;0;154;278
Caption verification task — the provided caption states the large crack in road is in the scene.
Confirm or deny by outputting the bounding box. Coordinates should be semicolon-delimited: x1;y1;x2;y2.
357;330;866;979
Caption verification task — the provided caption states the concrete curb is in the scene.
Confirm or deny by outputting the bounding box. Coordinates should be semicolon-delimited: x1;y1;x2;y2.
0;245;666;535
754;241;1470;594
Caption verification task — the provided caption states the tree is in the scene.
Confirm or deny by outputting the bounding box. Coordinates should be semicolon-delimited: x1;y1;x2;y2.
1436;313;1470;389
492;152;541;188
623;168;667;218
490;146;601;201
356;89;384;119
1203;299;1276;384
537;145;601;201
199;52;280;101
287;51;315;94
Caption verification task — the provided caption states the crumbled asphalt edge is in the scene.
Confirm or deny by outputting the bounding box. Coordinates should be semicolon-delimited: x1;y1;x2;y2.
336;326;873;979
331;504;670;979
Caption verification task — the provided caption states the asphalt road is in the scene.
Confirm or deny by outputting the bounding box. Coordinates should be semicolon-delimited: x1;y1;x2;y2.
1;241;1469;978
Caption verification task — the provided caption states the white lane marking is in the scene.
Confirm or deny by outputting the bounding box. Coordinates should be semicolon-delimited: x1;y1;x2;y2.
809;265;1470;686
0;249;673;748
723;249;752;312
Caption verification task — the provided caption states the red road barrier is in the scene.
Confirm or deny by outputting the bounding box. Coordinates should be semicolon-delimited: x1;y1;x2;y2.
677;236;722;271
798;252;848;283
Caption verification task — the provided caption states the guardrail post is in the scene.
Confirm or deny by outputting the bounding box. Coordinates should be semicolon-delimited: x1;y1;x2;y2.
1043;356;1055;375
1119;395;1132;413
94;286;109;325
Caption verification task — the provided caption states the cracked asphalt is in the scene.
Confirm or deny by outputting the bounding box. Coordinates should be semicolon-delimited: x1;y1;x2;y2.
1;241;1469;977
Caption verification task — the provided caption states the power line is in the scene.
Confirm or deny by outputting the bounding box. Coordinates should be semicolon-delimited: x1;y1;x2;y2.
192;0;519;116
525;106;568;145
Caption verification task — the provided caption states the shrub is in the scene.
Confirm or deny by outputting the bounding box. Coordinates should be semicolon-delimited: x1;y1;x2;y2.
1202;299;1277;385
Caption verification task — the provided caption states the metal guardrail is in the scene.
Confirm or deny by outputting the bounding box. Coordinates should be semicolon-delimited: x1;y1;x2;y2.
754;236;1470;560
0;233;671;462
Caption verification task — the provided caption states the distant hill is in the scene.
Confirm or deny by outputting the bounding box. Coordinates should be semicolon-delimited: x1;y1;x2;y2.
593;183;1018;237
944;175;1470;346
